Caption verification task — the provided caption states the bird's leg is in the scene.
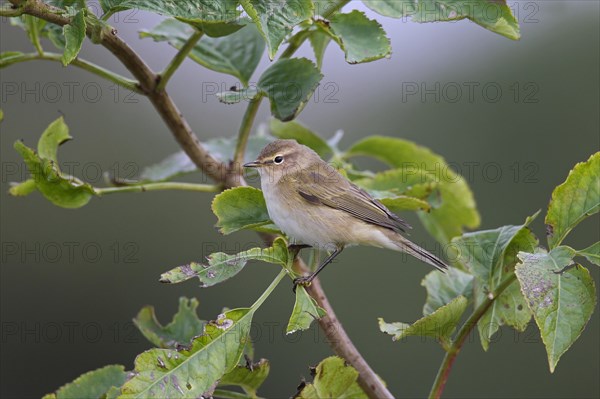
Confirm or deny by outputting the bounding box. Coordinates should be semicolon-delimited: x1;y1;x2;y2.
293;246;344;292
287;244;312;259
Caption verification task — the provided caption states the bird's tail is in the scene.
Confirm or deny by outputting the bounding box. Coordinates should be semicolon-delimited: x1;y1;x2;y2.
389;233;448;272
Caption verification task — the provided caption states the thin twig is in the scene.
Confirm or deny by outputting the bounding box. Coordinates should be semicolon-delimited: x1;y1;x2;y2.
233;97;262;167
156;30;203;91
96;182;219;195
428;274;518;399
1;52;142;93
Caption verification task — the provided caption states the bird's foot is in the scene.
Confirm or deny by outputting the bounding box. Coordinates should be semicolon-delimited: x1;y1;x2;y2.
292;276;313;293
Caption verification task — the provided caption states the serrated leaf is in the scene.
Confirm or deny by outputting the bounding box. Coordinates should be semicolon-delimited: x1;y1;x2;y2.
296;356;367;399
241;0;313;59
287;286;326;334
421;267;473;315
452;213;539;350
121;308;254;398
211;186;274;235
140;18;264;86
317;10;391;64
270;119;332;158
308;31;331;69
408;0;520;40
379;296;467;349
134;297;205;348
576;242;600;266
546;152;599;248
44;365;127;399
257;58;323;121
219;358;270;397
160;238;288;286
62;11;86;66
516;248;596;372
346;136;480;243
100;0;242;37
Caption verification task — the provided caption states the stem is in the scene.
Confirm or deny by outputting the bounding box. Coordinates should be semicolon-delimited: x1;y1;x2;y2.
96;182;219;195
156;30;203;91
233;97;262;167
0;3;24;17
251;269;287;310
428;274;518;399
213;389;259;399
2;52;142;93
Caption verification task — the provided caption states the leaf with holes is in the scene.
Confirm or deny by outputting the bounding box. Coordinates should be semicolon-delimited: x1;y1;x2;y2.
133;297;205;348
515;248;596;372
160;238;288;286
121;308;254;398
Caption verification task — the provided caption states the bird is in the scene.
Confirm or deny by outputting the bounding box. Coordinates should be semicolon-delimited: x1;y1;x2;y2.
243;139;448;289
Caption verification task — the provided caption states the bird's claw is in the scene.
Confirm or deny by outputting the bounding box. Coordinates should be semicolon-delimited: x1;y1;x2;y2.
292;276;313;293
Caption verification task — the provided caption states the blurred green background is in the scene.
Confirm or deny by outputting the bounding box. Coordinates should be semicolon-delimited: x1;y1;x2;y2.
1;1;598;398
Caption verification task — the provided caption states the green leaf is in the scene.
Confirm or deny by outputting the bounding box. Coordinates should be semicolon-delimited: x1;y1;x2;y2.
44;365;127;399
421;267;473;315
9;179;37;197
270;119;332;158
139;151;196;182
362;0;414;18
219;358;270;398
23;15;45;54
515;248;597;372
100;0;242;37
346;136;480;243
379;296;467;349
407;0;520;40
546;152;600;248
13;118;96;208
287;286;326;334
295;356;368;399
308;31;331;69
121;308;254;398
576;242;600;266
37;116;72;162
370;192;431;212
62;10;86;66
159;239;288;286
140;18;264;86
211;187;275;235
133;297;205;348
453;213;539;350
257;58;323;121
240;0;313;59
316;10;391;64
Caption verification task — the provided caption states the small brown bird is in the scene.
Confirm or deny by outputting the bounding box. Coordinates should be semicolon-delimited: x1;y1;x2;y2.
244;139;447;288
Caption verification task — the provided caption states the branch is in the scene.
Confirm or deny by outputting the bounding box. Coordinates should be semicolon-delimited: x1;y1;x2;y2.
295;259;395;399
96;182;219;195
233;97;262;167
1;52;142;93
428;274;518;399
156;30;203;91
9;0;238;188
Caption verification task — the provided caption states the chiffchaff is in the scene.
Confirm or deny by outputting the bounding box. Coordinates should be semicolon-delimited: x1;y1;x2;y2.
244;139;448;289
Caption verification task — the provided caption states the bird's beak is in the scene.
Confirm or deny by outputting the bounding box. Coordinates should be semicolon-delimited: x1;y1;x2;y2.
243;160;260;168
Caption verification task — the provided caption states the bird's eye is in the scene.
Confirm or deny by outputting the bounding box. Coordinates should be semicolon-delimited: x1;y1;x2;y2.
274;155;284;164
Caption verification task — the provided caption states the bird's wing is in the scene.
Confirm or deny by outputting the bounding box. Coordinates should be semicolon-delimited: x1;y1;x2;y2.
292;167;411;232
